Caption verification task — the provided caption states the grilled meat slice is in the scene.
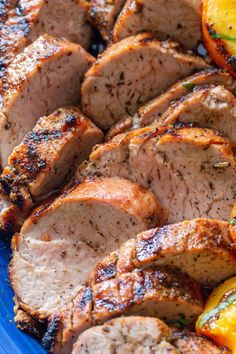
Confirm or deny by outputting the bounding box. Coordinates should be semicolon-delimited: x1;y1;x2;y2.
0;0;92;71
85;126;236;222
72;317;228;354
81;33;207;129
0;106;103;236
47;267;203;353
90;219;236;287
112;0;201;50
106;68;236;140
157;85;236;144
88;0;126;41
72;316;175;354
173;332;229;353
11;177;164;322
0;34;94;168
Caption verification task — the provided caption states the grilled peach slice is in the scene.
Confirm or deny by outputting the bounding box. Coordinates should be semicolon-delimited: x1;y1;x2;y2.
202;0;236;77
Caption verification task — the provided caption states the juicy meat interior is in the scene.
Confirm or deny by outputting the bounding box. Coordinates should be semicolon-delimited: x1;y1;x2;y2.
81;33;207;129
0;34;94;167
10;177;164;321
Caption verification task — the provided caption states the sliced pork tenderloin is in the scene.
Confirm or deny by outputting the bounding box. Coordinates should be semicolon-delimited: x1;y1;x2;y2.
106;68;236;140
88;0;126;41
0;106;103;236
157;85;236;144
112;0;201;50
47;267;203;353
10;177;164;324
81;33;207;129
90;219;236;287
72;317;228;354
0;0;92;71
72;316;175;354
85;125;236;222
173;332;229;353
0;34;94;168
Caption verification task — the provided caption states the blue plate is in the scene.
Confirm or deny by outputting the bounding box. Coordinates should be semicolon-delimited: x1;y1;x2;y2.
0;237;46;354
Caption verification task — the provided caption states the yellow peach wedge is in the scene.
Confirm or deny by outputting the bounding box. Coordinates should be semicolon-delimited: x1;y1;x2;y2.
202;0;236;77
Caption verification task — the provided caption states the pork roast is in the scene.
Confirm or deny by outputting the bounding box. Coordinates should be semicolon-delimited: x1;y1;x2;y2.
88;0;126;41
0;34;94;167
112;0;201;50
90;219;236;287
81;33;207;129
84;125;236;222
106;68;236;140
158;85;236;144
46;267;203;353
0;0;92;71
72;317;228;354
0;106;103;236
10;177;164;323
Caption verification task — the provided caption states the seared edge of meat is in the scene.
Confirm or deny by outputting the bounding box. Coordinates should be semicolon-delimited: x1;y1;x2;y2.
0;34;95;167
10;177;165;323
0;0;92;70
158;85;236;144
72;317;229;354
90;218;236;286
88;0;126;41
85;125;236;222
112;0;201;50
172;331;230;353
106;68;236;140
81;33;207;129
45;267;203;353
0;106;103;236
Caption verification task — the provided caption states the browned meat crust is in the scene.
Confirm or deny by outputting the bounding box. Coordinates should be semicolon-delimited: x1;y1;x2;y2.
90;218;236;287
0;0;92;72
106;68;236;140
46;267;203;353
0;107;103;236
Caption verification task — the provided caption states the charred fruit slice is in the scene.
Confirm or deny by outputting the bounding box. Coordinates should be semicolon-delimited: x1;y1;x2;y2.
202;0;236;77
196;276;236;353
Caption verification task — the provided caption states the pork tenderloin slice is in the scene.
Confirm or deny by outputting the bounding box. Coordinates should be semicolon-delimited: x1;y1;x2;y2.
72;318;228;354
81;33;207;129
72;316;175;354
173;332;229;353
0;106;103;235
90;219;236;287
48;267;203;353
112;0;201;50
87;125;236;222
158;85;236;144
0;34;94;167
106;68;236;140
88;0;126;41
10;177;164;320
0;0;92;70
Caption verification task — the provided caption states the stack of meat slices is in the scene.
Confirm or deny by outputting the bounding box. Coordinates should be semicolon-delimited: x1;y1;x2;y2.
0;1;235;354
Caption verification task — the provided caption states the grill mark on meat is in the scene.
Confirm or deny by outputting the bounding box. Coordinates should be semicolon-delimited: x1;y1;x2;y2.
0;1;92;73
90;219;236;290
10;130;64;179
41;315;60;351
47;267;203;352
106;69;236;140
